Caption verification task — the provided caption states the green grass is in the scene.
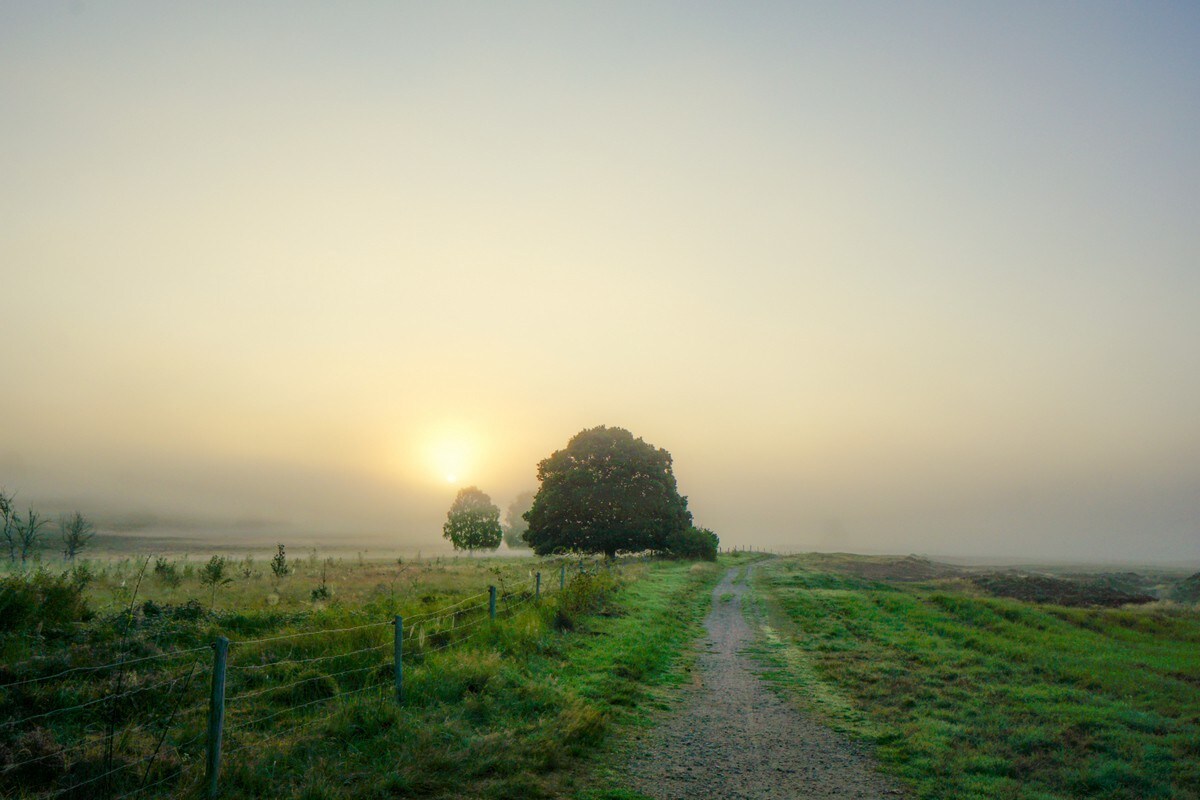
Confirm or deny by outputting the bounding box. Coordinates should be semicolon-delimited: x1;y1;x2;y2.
751;556;1200;800
0;554;724;799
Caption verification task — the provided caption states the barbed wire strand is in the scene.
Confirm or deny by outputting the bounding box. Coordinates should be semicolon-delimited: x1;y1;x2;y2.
408;615;481;646
0;624;215;674
401;592;538;656
229;619;392;647
40;731;204;799
400;600;491;632
224;667;389;734
1;671;197;730
0;645;213;691
0;712;201;773
129;651;206;798
2;734;113;775
413;629;484;656
399;590;492;623
226;659;386;706
108;761;200;800
222;679;391;758
228;639;390;673
403;605;491;641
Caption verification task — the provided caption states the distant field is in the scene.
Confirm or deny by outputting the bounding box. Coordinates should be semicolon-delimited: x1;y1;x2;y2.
50;532;469;560
751;555;1200;800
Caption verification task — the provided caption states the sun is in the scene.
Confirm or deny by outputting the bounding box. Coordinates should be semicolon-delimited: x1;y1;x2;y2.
426;433;473;486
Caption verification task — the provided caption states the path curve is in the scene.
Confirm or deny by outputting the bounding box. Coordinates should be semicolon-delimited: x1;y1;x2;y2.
625;564;905;799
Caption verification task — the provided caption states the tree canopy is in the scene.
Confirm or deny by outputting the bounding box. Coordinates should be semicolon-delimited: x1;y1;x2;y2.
523;426;693;559
443;486;503;553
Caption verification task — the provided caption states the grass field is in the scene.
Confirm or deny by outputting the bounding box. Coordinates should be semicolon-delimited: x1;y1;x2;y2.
751;555;1200;800
0;549;730;800
6;548;1197;799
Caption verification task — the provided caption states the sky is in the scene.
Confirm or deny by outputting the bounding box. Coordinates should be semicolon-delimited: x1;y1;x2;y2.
2;1;1198;563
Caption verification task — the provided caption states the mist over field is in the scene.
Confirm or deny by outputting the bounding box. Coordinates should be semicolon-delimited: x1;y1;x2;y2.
2;2;1198;565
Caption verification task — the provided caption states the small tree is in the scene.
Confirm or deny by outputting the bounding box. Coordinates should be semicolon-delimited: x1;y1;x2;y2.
270;543;290;579
199;555;234;610
442;486;503;554
59;512;96;562
15;509;47;565
503;490;535;549
1;490;18;563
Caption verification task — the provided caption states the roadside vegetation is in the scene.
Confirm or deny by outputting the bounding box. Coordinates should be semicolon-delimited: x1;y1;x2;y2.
751;555;1200;800
0;549;723;799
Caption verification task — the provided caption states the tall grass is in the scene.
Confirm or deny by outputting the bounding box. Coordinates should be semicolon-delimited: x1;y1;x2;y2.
1;554;724;799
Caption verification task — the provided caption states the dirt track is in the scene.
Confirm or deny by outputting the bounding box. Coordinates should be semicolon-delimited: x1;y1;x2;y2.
625;564;905;799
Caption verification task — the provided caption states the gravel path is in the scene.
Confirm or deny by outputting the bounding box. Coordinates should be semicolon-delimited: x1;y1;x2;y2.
625;564;905;799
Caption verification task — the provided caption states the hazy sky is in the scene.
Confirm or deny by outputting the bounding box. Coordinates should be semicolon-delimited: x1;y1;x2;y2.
2;1;1198;562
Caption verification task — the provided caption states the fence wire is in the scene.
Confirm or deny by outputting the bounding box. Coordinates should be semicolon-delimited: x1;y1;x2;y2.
2;568;568;800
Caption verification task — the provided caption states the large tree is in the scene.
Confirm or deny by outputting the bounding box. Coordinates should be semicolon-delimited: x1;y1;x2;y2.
443;486;503;553
524;426;692;559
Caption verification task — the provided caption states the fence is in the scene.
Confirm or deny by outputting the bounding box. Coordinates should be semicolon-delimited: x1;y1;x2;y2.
0;564;580;800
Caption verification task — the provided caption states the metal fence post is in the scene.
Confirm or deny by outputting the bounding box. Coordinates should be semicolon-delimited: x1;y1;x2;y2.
535;572;541;600
206;636;229;799
489;585;496;620
560;564;565;590
394;615;404;703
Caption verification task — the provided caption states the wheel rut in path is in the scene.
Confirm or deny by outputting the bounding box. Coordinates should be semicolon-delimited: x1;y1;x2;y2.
625;564;905;799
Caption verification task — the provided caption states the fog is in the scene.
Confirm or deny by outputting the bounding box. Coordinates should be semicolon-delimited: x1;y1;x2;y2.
2;2;1198;565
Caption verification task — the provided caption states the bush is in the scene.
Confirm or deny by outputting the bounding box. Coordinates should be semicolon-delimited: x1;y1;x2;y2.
663;526;719;561
0;569;92;632
153;557;181;587
553;570;620;631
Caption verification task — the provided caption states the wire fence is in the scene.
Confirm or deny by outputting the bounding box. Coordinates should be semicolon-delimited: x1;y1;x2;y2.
0;560;591;800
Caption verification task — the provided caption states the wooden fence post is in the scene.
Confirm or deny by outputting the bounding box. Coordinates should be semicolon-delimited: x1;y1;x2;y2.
206;636;229;799
535;572;541;600
489;585;496;620
560;564;565;591
394;615;404;703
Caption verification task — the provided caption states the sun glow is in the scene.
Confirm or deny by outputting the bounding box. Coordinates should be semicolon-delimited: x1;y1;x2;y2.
424;430;475;487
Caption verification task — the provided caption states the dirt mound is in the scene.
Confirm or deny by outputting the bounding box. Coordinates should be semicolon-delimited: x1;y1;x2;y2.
1169;572;1200;604
971;573;1155;607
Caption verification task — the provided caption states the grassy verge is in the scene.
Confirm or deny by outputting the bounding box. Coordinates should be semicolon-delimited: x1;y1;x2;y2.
1;556;725;799
750;556;1200;800
574;552;764;800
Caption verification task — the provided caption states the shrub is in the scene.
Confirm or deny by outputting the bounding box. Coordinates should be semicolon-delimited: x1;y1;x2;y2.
553;570;620;631
153;557;181;587
0;569;92;632
663;526;719;561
